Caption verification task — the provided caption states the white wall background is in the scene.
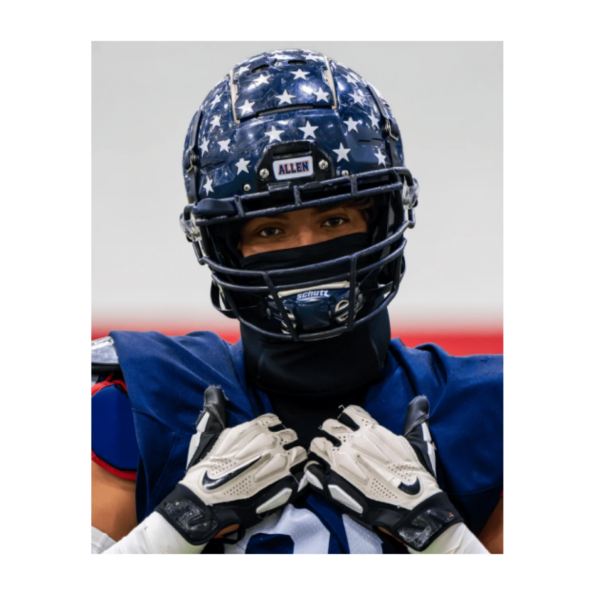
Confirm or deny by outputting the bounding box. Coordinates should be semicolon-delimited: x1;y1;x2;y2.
92;41;502;332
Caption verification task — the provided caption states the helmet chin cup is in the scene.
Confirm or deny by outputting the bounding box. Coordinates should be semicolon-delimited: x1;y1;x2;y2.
266;283;364;335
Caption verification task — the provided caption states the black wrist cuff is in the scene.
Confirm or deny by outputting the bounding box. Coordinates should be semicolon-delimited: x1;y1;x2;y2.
156;484;221;546
392;492;463;552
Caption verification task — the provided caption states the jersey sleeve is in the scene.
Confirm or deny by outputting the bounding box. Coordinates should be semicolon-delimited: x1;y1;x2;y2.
92;376;139;480
387;339;503;534
421;344;503;534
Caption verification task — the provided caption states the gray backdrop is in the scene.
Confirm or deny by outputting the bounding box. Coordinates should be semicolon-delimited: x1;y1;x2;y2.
92;41;502;333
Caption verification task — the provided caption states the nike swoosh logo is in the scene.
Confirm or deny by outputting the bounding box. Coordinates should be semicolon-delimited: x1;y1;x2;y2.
398;477;421;495
202;455;262;491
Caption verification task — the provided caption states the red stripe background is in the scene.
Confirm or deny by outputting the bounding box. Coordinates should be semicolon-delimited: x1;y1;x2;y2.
92;326;502;356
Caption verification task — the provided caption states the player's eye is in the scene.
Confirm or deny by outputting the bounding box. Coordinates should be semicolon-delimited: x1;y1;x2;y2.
322;216;347;228
257;226;283;238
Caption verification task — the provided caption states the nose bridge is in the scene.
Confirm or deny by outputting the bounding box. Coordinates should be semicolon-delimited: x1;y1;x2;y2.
295;222;317;246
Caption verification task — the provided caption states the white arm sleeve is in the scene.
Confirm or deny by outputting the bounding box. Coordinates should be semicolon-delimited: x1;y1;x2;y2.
408;523;490;555
97;513;205;555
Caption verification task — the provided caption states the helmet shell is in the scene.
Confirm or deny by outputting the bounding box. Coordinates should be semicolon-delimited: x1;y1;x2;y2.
183;49;405;203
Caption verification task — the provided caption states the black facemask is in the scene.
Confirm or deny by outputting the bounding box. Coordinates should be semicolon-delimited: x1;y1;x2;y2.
239;234;391;399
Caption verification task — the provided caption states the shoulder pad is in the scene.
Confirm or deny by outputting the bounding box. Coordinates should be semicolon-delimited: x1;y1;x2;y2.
92;336;121;375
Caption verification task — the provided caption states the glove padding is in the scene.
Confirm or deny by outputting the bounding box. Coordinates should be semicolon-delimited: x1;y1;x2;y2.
157;386;307;545
306;396;463;551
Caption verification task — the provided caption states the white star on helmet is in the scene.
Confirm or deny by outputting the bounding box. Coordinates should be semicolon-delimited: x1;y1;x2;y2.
210;115;221;130
344;117;361;133
333;143;351;163
252;73;271;87
373;148;387;166
238;99;255;116
299;121;318;139
276;90;296;106
235;158;250;174
349;91;365;106
304;52;325;62
291;69;310;80
313;88;329;103
369;113;380;129
271;53;293;61
203;176;214;196
265;126;285;143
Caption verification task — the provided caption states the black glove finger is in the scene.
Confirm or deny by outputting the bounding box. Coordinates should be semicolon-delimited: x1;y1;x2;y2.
202;385;228;431
253;474;301;516
337;410;360;431
212;473;301;538
336;404;378;431
187;386;228;469
304;461;328;494
305;462;369;519
403;395;429;437
402;395;436;477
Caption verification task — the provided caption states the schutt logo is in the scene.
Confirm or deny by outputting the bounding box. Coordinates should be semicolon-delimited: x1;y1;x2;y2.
297;290;330;300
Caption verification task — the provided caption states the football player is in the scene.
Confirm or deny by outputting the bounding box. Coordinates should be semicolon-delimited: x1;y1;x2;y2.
92;48;503;554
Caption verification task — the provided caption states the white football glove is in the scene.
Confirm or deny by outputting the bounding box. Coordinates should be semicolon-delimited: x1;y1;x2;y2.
157;386;308;546
306;396;463;551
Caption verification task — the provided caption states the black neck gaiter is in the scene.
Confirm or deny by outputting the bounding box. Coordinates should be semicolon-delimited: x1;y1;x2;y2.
241;308;390;448
241;307;390;399
239;234;391;399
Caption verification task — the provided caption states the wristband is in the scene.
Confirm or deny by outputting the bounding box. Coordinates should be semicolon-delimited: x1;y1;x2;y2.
101;512;206;554
408;522;489;555
91;526;115;554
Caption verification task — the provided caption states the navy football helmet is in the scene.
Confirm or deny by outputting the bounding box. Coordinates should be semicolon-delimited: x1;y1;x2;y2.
180;49;418;341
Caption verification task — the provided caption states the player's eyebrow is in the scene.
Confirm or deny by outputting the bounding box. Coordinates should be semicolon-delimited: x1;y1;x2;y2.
257;205;347;221
315;204;348;213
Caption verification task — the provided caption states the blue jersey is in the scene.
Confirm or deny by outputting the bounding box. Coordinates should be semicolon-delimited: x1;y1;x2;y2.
93;330;503;554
